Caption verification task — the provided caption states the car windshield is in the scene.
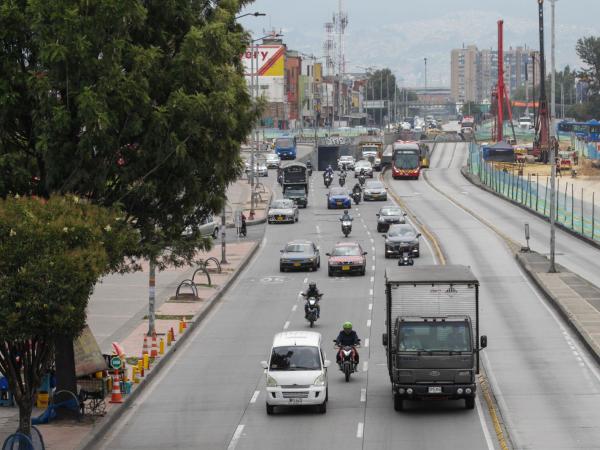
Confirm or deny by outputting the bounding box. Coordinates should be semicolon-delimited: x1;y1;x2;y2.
398;322;472;352
285;187;305;195
366;182;383;190
340;156;353;161
271;200;292;209
285;244;311;253
381;208;402;216
330;188;347;196
267;154;279;160
269;346;321;371
388;226;414;237
331;246;362;256
356;161;370;167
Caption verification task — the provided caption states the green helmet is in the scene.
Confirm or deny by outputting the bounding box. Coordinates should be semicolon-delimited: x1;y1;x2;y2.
343;321;353;330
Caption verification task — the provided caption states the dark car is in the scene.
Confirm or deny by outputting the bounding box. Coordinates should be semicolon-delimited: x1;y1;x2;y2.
383;224;421;258
376;206;407;232
326;242;367;276
280;240;320;272
327;187;352;209
363;180;387;201
283;185;308;208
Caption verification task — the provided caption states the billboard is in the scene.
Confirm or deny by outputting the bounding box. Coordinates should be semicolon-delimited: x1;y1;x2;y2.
242;45;285;103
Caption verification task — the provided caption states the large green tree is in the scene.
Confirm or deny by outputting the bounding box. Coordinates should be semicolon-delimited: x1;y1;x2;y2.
0;0;258;406
365;69;416;125
574;36;600;119
0;196;139;436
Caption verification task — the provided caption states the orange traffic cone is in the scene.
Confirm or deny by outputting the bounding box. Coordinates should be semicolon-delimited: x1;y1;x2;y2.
142;336;149;356
182;316;187;330
109;370;124;403
170;327;176;342
150;332;158;358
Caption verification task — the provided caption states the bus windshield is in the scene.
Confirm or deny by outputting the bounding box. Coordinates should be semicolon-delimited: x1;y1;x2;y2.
394;152;419;169
276;138;294;148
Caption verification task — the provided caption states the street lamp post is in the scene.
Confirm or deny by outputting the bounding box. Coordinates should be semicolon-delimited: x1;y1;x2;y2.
235;12;266;19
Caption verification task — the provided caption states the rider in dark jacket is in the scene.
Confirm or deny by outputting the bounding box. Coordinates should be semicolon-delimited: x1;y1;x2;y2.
302;282;321;317
335;322;360;364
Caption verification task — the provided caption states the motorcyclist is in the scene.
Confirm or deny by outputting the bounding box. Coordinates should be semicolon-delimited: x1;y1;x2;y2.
339;210;353;223
302;282;322;318
335;322;361;365
306;160;313;170
324;165;334;178
352;182;362;195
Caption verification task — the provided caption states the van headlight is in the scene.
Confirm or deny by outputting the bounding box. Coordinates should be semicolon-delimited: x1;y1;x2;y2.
313;374;326;386
266;375;278;387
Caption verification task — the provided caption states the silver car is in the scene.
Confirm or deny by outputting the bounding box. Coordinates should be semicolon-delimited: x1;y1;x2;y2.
265;153;281;169
268;199;299;224
182;214;219;239
354;160;373;178
337;155;355;170
279;240;320;272
363;180;388;201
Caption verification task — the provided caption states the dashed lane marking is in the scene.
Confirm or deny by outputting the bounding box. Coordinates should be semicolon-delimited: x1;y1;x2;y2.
368;303;373;310
227;425;245;450
363;361;369;372
370;276;374;283
365;338;370;348
367;319;371;328
292;305;297;312
360;388;367;402
250;391;259;403
356;422;364;439
283;321;290;330
371;265;375;271
369;289;373;296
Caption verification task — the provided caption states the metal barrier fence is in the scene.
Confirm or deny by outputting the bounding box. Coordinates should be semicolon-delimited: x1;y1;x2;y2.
467;142;599;242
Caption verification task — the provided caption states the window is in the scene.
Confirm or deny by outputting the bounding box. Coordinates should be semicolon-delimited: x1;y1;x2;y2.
269;346;321;370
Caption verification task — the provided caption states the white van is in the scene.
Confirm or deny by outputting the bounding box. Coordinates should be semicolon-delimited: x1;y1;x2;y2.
261;331;330;414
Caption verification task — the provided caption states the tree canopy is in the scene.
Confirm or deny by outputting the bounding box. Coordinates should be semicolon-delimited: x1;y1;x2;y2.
0;195;139;435
573;36;600;119
0;0;259;266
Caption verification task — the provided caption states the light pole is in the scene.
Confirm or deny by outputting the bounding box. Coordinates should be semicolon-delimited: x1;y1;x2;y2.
235;12;266;19
550;0;557;134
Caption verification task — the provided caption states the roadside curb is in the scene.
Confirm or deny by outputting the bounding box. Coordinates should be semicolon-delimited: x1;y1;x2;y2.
78;240;261;450
514;252;600;365
460;167;600;251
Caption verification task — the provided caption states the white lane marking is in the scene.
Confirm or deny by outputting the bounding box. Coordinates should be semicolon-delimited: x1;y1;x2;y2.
360;388;367;402
303;278;308;284
475;393;496;450
368;303;373;310
367;319;371;328
369;289;373;296
363;361;369;372
365;338;370;348
372;255;375;261
371;246;375;251
227;425;245;450
283;321;290;330
371;265;375;271
366;230;371;236
370;238;374;243
316;225;320;234
356;422;364;438
370;276;374;283
292;305;297;312
250;390;260;403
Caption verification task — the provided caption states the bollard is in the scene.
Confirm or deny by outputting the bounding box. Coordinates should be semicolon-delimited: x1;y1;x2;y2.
167;330;172;346
182;316;187;330
159;338;165;355
178;320;184;334
143;353;149;370
132;366;140;384
150;332;158;358
170;327;176;342
137;359;143;377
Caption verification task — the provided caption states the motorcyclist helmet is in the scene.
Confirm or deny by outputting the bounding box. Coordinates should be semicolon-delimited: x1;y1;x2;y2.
343;210;348;215
343;321;353;331
309;281;317;290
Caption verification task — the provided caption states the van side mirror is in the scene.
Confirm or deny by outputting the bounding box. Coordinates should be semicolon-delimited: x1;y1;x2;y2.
382;333;388;346
260;361;268;369
376;213;380;217
280;249;284;253
381;234;387;239
363;251;368;255
480;335;488;349
417;233;422;238
324;360;331;368
325;253;331;256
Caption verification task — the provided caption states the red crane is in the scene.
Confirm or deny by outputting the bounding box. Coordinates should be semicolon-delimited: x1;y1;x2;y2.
492;20;517;144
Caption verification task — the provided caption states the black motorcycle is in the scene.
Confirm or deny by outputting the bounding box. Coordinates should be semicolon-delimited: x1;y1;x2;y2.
341;218;353;237
352;191;361;205
398;251;414;266
324;174;333;188
358;174;366;186
302;293;321;328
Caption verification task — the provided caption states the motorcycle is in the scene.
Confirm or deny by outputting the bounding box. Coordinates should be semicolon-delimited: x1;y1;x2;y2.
335;343;359;382
341;219;353;237
339;173;346;187
302;293;321;328
358;174;366;186
324;173;333;188
398;251;414;266
351;191;361;205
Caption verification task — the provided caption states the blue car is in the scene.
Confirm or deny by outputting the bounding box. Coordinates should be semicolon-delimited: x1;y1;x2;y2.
327;187;352;209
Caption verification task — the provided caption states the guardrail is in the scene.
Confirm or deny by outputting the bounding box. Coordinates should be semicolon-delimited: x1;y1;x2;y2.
467;142;600;243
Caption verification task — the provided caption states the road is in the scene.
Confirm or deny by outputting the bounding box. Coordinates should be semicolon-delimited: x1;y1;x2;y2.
391;141;600;449
94;165;498;449
93;141;600;450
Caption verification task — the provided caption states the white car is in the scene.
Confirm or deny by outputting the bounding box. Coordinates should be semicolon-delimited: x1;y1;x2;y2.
265;153;281;168
262;331;329;414
337;155;355;170
354;160;373;178
400;122;412;131
246;162;268;177
182;214;219;239
268;199;299;224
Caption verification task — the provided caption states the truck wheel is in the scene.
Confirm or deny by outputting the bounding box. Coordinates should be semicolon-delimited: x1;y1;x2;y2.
394;393;404;411
465;397;475;410
266;403;275;415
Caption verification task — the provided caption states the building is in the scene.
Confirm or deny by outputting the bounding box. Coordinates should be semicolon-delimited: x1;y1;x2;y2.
285;50;301;128
451;45;479;103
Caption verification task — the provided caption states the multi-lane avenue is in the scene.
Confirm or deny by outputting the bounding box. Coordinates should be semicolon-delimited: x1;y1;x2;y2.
93;141;600;450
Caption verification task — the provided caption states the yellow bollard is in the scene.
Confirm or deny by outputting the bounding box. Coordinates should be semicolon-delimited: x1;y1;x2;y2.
178;319;184;334
132;367;140;384
143;353;149;370
159;338;165;355
167;329;172;346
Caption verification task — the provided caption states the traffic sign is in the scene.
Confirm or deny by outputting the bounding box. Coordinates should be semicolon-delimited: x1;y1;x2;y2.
110;356;122;370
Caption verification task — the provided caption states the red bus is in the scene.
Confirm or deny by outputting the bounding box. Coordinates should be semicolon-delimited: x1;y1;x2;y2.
391;141;421;180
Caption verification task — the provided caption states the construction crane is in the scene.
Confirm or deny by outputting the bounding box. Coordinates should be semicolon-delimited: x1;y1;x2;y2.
533;0;550;163
491;20;517;144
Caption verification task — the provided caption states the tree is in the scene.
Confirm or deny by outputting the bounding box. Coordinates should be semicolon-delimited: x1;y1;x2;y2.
461;101;482;116
0;0;258;395
365;69;416;124
0;196;139;436
575;36;600;118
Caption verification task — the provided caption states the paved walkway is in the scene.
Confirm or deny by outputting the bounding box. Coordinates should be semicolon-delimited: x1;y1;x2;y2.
517;250;600;360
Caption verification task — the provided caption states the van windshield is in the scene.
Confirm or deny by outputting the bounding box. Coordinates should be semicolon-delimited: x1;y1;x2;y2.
398;322;471;352
269;346;321;371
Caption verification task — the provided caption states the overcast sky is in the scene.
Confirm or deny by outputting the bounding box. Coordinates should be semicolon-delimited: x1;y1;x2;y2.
240;0;600;87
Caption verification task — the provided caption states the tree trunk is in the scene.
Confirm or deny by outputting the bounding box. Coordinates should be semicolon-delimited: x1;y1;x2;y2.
17;396;33;437
54;336;77;418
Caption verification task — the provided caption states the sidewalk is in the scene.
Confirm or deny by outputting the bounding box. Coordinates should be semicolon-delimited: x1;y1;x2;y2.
516;250;600;361
0;180;270;449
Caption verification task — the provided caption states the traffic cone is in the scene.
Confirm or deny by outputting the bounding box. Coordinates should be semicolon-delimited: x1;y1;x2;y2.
178;319;184;334
142;336;149;356
182;317;187;329
170;327;176;342
167;329;172;346
159;338;165;356
150;332;158;358
109;370;124;403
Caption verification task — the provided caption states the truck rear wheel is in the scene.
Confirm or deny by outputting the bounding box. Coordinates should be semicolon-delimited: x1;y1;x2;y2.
394;393;404;411
465;397;475;410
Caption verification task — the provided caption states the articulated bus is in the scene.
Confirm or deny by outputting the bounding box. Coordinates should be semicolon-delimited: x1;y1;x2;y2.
391;141;421;180
557;120;600;142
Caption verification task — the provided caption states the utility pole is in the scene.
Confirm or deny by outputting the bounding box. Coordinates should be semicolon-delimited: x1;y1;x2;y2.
424;58;428;92
550;0;557;135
